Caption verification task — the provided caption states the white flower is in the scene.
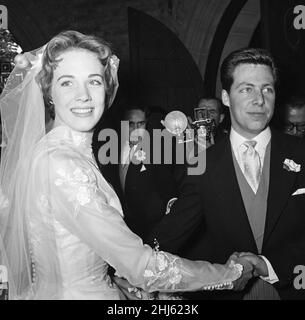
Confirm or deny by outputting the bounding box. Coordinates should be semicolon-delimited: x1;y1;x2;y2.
283;159;301;172
134;150;146;162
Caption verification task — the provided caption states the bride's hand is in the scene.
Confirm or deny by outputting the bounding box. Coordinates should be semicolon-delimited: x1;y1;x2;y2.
112;276;142;300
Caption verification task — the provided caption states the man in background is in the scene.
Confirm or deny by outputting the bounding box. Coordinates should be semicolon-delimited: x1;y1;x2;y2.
281;95;305;138
195;97;226;142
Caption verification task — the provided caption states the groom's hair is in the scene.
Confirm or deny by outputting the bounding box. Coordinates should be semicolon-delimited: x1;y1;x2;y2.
220;48;278;92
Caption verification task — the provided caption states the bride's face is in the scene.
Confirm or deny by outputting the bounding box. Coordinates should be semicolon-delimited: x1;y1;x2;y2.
51;49;106;132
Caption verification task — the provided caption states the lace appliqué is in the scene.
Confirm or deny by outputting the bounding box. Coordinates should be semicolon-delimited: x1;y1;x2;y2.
201;261;243;291
144;251;183;290
54;164;97;217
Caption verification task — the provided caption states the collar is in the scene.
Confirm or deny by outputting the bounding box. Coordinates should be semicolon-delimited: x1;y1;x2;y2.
230;127;271;163
48;125;93;149
230;127;271;150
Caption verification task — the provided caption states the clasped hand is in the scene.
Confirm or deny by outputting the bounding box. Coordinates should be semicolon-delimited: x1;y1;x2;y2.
229;252;269;291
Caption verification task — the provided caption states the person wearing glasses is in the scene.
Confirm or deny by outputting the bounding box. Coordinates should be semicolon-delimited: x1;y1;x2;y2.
281;95;305;138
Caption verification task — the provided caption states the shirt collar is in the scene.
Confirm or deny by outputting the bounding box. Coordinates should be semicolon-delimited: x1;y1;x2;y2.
230;126;271;153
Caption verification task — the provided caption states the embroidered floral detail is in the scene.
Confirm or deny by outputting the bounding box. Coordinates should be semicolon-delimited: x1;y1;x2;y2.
0;187;9;209
283;158;301;172
54;164;97;216
37;194;50;209
73;168;89;183
134;150;146;162
76;186;91;205
144;251;183;290
144;270;154;278
157;253;168;271
168;266;182;285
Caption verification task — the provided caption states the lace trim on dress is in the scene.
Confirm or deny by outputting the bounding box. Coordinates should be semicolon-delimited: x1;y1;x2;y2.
201;262;243;290
144;251;183;290
143;251;243;291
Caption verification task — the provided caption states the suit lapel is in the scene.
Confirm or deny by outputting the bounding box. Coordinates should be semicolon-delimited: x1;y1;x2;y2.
209;137;258;252
263;131;298;245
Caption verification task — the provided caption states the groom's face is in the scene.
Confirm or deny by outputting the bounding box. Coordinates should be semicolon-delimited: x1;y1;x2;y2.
222;63;275;139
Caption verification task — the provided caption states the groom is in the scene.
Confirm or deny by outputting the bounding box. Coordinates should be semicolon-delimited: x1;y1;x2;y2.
115;48;305;299
178;47;305;300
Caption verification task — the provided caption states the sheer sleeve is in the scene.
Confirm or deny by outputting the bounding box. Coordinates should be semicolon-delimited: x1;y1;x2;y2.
34;148;242;293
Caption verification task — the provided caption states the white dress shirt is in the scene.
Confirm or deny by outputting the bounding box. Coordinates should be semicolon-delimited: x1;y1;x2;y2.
230;127;278;284
119;141;137;191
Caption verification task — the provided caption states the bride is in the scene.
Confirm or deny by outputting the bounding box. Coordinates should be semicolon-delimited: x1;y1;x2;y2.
0;30;249;300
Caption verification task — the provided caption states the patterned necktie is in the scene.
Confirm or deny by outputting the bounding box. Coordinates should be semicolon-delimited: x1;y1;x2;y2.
241;141;262;193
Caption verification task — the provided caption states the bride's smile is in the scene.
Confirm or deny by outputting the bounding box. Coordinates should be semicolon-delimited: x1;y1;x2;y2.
51;49;106;132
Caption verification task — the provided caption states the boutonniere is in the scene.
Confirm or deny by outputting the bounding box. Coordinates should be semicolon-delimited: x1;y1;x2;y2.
283;158;301;172
134;150;146;162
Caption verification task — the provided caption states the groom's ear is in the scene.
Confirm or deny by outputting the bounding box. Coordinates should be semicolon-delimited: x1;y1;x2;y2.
222;90;231;108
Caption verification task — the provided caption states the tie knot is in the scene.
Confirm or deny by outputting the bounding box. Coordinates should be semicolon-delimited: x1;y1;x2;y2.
243;140;257;149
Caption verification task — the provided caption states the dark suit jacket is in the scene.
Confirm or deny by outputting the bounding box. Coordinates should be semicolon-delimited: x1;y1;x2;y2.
123;158;180;240
146;129;305;299
184;130;305;299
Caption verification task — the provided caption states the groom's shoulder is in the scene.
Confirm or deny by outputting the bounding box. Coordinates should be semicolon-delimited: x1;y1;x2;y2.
272;129;305;157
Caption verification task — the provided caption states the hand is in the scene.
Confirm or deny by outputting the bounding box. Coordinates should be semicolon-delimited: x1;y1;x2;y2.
227;253;254;291
237;252;269;277
112;276;142;300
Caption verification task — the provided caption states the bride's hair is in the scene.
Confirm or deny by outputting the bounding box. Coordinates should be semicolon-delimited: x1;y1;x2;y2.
36;30;117;116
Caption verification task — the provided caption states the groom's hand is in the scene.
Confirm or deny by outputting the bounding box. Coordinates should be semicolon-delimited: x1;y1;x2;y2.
238;252;268;277
228;254;254;291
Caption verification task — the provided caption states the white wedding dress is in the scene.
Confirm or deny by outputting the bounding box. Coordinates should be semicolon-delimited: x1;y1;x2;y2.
20;125;241;300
